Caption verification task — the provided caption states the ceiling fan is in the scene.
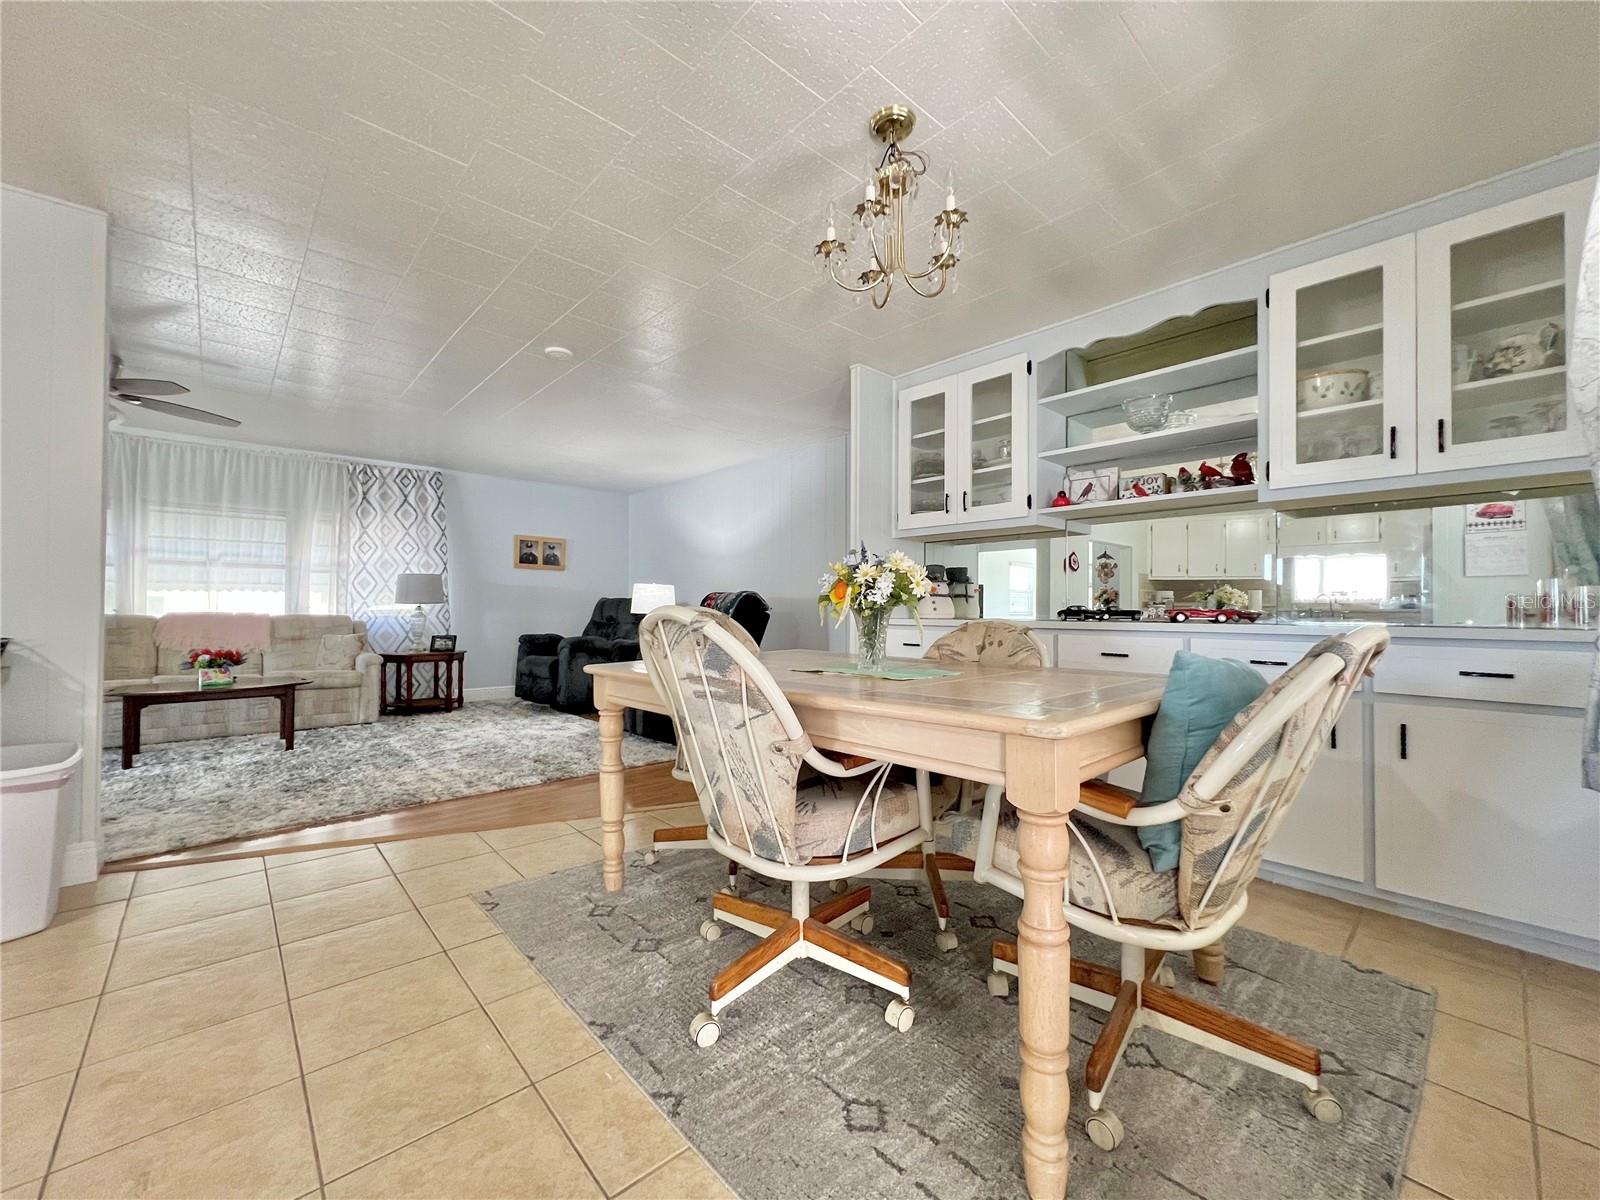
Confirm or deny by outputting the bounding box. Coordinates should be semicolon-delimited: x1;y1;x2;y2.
109;356;239;427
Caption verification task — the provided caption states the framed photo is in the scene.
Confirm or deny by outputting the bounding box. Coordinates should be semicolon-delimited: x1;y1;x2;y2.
429;634;457;652
514;534;566;571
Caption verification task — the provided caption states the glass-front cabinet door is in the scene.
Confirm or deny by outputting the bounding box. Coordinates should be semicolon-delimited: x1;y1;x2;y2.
1416;180;1588;473
1268;235;1417;488
957;354;1030;520
897;377;956;529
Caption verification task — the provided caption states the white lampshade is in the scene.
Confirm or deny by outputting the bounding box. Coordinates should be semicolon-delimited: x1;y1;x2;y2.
394;573;446;606
630;582;676;614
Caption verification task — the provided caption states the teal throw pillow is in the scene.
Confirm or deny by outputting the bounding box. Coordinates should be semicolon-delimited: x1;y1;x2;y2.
1136;651;1268;872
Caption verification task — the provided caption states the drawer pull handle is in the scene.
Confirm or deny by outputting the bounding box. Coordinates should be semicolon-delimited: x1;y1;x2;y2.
1330;727;1338;751
898;642;920;648
1099;652;1131;659
1248;658;1289;667
1458;670;1514;680
1399;722;1408;760
1388;425;1397;459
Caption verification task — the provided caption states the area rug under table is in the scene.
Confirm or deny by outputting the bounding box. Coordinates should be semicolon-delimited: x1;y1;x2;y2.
480;855;1435;1200
99;700;675;860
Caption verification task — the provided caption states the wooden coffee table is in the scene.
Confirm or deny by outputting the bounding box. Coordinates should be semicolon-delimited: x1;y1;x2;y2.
105;675;311;770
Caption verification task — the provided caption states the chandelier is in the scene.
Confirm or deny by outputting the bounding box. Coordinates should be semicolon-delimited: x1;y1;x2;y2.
814;105;967;310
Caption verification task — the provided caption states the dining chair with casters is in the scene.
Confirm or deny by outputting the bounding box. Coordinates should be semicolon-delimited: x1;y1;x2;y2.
843;621;1049;952
637;606;937;1048
956;627;1389;1150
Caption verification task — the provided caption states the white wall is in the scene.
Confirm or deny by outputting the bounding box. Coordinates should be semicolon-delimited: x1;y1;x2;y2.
1;187;108;881
443;471;630;692
628;435;849;651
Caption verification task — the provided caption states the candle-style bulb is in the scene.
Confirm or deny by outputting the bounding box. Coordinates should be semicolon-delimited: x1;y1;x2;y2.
944;167;957;212
824;201;836;243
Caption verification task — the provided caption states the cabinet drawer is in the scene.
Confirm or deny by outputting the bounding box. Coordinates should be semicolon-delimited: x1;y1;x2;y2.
887;626;929;660
1054;634;1177;676
1186;636;1319;681
1374;644;1588;709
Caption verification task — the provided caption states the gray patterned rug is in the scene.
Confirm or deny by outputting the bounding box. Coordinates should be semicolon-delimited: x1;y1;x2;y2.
481;855;1434;1200
100;701;675;860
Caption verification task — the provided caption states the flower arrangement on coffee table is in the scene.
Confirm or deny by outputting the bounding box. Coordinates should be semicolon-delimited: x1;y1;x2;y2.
185;648;245;689
818;545;931;671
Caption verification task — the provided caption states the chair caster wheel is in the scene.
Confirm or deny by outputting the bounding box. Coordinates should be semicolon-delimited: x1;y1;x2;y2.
827;879;849;895
1303;1088;1343;1125
986;971;1010;998
690;1012;720;1047
849;913;874;935
934;930;959;952
699;919;722;942
1085;1109;1124;1151
1151;963;1177;988
884;998;915;1033
642;850;659;866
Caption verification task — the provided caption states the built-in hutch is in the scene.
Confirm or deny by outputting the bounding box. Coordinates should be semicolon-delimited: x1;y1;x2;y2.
855;152;1599;966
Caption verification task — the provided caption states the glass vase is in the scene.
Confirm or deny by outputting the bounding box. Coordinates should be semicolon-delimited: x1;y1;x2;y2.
855;608;890;673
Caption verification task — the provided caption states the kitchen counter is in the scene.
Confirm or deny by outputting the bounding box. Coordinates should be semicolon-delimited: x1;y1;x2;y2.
891;616;1597;643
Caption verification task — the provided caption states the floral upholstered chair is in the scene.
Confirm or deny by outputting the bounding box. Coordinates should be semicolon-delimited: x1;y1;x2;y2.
967;626;1389;1150
637;606;936;1047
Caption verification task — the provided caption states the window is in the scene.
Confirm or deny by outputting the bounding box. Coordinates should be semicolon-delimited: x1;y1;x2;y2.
1289;553;1389;604
138;505;337;615
978;547;1037;618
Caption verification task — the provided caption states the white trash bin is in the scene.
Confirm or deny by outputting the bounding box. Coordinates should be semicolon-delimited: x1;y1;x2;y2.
1;742;83;941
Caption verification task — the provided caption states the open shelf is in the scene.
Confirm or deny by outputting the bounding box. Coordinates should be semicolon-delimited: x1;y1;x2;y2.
1043;484;1260;524
1451;279;1564;338
1038;345;1257;417
1452;365;1567;412
1040;414;1257;469
1297;323;1383;371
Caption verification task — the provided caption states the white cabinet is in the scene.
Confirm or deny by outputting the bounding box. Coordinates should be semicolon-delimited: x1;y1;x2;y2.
1416;180;1589;473
1374;702;1599;939
896;355;1031;532
1276;515;1325;547
1327;513;1381;544
1148;520;1188;577
1264;712;1365;882
1185;519;1226;578
1223;513;1271;578
1268;234;1418;488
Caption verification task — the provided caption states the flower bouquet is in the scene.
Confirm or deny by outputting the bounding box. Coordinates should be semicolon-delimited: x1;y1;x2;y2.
186;648;245;690
818;545;932;672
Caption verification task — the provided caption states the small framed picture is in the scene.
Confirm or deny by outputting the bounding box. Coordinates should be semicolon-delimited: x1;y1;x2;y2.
514;534;566;571
429;634;457;652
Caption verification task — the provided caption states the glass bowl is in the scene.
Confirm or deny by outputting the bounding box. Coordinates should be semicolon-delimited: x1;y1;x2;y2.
1122;393;1173;434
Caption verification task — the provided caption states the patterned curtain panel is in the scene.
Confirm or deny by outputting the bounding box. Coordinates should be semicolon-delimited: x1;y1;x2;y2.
343;464;451;652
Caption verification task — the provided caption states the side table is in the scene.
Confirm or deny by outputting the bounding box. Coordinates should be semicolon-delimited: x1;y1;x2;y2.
380;650;466;715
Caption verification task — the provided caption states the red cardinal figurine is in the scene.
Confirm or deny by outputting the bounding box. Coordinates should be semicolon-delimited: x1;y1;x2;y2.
1197;460;1224;488
1229;451;1255;485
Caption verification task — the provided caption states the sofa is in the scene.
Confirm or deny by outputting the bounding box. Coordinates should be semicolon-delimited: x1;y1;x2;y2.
102;614;382;748
516;597;641;714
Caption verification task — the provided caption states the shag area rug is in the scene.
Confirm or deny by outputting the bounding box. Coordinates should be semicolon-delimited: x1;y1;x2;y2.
100;700;675;860
481;854;1434;1200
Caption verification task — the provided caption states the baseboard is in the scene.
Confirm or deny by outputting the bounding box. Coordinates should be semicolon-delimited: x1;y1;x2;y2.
61;840;100;887
1258;862;1600;970
465;686;515;702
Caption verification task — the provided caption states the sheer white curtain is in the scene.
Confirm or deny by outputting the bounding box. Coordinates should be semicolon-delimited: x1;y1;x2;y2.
105;434;348;616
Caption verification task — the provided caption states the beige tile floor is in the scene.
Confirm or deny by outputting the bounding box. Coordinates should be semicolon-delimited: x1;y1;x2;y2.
2;813;1596;1199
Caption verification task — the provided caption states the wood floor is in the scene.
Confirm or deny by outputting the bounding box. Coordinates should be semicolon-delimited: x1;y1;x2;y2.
106;761;697;872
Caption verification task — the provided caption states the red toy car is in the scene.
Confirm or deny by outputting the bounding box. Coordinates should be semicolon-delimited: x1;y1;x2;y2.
1165;607;1261;624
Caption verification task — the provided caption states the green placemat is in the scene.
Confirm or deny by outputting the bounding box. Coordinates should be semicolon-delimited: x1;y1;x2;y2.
794;663;962;681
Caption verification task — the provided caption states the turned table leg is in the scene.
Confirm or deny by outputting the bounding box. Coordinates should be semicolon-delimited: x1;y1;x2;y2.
121;699;139;770
1007;733;1078;1200
597;701;626;892
1193;939;1226;985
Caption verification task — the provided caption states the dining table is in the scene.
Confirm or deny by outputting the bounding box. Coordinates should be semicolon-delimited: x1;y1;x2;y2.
586;648;1165;1200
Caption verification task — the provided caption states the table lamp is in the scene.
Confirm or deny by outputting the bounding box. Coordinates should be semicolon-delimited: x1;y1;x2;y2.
394;572;446;651
630;582;676;615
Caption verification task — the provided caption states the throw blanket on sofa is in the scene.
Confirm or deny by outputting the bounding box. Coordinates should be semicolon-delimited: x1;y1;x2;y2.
153;612;273;653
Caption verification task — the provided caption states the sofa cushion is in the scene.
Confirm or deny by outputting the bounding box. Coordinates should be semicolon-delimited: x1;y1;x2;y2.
103;616;158;679
297;669;365;689
265;615;356;671
316;633;365;669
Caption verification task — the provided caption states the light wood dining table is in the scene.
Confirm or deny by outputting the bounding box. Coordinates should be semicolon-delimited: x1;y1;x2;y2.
586;648;1165;1200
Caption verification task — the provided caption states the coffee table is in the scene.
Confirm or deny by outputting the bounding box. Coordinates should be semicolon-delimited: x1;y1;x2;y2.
105;675;312;770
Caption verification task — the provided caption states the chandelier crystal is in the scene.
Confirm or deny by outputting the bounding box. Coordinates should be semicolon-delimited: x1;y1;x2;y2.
814;105;967;310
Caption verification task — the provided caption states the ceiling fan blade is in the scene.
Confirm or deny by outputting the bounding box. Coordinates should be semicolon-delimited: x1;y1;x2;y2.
113;393;240;427
110;377;189;396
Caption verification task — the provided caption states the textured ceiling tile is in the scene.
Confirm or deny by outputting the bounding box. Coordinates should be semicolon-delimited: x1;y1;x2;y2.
200;340;279;371
876;2;1050;125
736;1;920;98
341;47;492;165
291;281;390;326
524;7;692;135
107;189;196;247
196;235;303;290
102;157;195;214
199;296;290;336
726;141;854;242
573;167;694;245
305;219;420;276
665;34;824;150
612;1;749;66
445;348;572;422
1115;1;1316;81
675;186;796;253
300;251;401;303
201;320;285;356
465;280;575;342
531;314;624;361
1008;132;1149;217
620;228;739;288
482;74;634;185
433;195;547;262
110;260;198;305
918;98;1046;189
537;213;639;278
193;197;309;262
330;115;468;210
795;66;938;176
385;268;491;323
621;110;751;199
109;229;196;279
316;172;441;246
411;235;517;290
720;243;813;301
358;2;546;100
459;141;574;228
187;96;335;188
285;305;373;344
198;267;295;315
567;270;698;330
507;247;611;302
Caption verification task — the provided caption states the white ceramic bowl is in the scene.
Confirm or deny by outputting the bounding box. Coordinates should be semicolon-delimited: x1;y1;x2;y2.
1297;368;1368;410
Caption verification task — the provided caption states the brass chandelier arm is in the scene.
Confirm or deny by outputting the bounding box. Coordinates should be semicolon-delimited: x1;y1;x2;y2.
825;257;884;294
901;269;947;299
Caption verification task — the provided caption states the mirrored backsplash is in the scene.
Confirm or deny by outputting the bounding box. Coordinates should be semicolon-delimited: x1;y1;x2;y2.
922;485;1598;629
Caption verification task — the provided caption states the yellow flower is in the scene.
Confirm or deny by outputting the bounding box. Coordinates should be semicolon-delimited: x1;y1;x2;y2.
829;578;849;606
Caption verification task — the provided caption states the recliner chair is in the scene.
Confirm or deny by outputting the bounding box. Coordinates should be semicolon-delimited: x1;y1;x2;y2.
516;597;641;713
